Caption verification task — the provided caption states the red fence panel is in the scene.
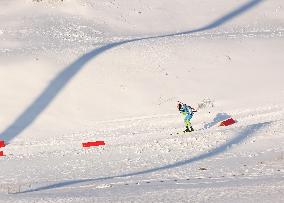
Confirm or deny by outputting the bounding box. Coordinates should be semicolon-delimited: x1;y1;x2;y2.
220;118;236;126
82;141;105;148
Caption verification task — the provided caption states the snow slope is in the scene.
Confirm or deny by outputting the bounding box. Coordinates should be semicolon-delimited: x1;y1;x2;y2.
0;0;283;202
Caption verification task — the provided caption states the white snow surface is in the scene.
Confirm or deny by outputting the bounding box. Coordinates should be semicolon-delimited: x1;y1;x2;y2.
0;0;284;202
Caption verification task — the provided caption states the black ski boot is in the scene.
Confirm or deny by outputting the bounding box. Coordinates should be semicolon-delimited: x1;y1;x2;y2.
183;127;190;133
190;126;194;132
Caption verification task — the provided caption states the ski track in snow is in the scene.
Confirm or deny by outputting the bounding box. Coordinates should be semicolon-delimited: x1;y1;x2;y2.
1;106;283;196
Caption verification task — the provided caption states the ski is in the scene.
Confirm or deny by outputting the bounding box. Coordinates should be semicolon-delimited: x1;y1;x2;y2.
170;130;194;135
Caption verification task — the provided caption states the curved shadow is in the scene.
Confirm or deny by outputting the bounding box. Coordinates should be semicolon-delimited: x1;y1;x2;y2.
204;112;232;129
17;121;270;194
0;0;263;142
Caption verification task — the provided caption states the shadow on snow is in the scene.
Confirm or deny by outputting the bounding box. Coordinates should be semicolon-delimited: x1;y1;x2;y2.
17;121;270;194
0;0;263;142
204;112;232;129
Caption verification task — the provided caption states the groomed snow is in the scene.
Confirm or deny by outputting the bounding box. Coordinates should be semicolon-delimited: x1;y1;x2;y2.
0;0;283;202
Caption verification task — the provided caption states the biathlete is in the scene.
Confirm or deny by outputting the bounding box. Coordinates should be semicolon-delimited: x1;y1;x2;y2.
177;101;197;132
